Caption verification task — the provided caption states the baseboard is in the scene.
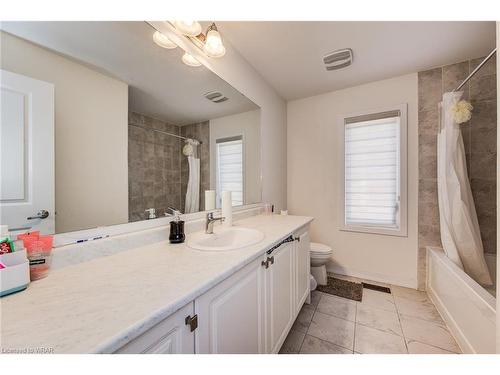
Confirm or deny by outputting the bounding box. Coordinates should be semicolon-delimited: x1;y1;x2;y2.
328;265;417;289
427;285;473;354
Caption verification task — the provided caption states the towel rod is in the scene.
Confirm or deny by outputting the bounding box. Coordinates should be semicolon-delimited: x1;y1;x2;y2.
454;48;496;92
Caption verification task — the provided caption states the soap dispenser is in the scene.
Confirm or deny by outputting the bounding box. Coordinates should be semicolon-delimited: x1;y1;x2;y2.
167;208;185;244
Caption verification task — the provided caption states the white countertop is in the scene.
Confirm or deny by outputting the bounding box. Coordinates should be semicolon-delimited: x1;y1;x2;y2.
0;214;312;353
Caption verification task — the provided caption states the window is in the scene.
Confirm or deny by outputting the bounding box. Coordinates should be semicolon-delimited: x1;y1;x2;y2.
339;106;407;236
216;136;244;207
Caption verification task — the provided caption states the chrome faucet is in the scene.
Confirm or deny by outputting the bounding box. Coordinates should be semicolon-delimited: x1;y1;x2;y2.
205;212;225;234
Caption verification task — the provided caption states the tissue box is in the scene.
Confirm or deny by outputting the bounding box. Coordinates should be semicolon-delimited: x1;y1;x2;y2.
0;249;30;297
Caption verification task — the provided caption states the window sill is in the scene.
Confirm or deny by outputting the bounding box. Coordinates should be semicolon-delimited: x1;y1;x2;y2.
339;225;407;238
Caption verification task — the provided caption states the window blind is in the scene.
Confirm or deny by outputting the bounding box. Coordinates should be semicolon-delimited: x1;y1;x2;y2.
344;112;400;228
216;137;244;207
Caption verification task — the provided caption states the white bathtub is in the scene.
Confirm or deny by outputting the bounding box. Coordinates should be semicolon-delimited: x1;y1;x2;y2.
426;247;496;353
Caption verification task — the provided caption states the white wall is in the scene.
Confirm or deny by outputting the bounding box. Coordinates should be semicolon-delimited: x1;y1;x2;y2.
287;73;419;288
0;32;129;233
209;109;261;206
150;22;287;212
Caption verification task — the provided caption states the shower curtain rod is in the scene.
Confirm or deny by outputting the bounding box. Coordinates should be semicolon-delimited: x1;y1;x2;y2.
129;123;202;144
454;48;497;92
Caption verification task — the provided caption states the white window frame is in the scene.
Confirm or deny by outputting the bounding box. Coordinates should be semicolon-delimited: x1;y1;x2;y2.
338;104;408;237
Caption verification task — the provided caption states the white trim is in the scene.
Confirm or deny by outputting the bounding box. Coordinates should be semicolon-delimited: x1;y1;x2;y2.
337;103;408;237
327;263;416;289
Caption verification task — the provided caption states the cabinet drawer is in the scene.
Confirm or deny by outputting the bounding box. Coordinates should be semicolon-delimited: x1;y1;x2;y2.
115;302;195;354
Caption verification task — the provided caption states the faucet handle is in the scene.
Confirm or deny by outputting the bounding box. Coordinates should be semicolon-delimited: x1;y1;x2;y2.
207;212;215;220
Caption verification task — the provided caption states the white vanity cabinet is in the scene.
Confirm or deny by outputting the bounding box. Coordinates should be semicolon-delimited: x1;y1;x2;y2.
195;227;310;354
194;255;266;353
266;240;295;353
116;302;195;354
114;226;310;354
295;230;310;314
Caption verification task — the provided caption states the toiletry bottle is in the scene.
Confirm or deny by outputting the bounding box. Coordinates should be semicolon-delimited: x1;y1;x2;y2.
0;225;15;254
168;209;185;244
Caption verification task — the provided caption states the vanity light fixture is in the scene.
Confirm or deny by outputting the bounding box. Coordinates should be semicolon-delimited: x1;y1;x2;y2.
152;31;177;49
203;23;226;58
181;52;202;67
173;21;202;37
151;21;227;68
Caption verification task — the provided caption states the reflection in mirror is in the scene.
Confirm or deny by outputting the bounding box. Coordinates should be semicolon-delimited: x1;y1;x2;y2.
0;21;261;235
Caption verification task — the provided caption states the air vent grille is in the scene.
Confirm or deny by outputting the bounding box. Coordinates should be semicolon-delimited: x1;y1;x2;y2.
323;48;353;71
204;91;228;103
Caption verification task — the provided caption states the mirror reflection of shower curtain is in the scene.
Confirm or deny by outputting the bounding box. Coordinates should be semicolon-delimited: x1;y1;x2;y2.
437;92;492;285
184;140;200;214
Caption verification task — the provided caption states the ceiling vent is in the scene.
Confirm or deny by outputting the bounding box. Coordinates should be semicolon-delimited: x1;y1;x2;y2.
323;48;353;71
204;91;228;103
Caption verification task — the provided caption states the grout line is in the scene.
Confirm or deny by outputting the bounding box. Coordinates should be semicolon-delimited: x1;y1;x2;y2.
353;299;358;352
393;295;409;354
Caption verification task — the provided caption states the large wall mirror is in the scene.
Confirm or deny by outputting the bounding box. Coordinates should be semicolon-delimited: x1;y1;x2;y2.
0;22;261;235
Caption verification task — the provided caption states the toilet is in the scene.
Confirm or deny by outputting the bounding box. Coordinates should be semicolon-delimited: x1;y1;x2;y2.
310;242;333;286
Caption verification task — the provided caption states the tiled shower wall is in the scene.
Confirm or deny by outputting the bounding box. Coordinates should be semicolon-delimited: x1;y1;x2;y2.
128;112;182;221
128;112;210;221
417;56;497;289
180;121;210;211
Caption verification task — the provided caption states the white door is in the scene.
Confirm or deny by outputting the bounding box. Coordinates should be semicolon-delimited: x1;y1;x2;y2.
0;70;54;233
266;241;294;353
195;256;266;353
295;231;310;313
115;303;195;354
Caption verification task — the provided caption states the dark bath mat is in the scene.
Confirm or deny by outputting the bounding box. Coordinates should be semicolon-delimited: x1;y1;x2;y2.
316;276;363;302
362;282;391;294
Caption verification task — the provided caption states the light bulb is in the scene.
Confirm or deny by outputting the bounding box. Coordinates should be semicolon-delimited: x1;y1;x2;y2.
173;21;202;37
181;52;202;67
152;31;177;49
203;29;226;57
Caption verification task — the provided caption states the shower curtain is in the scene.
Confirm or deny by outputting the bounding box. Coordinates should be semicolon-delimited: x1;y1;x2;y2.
184;140;200;214
437;91;492;286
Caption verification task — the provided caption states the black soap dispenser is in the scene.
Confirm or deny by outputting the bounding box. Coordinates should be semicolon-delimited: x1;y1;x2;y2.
168;209;185;244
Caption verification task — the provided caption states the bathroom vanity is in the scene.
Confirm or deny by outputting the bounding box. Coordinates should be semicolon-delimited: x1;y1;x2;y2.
0;214;312;354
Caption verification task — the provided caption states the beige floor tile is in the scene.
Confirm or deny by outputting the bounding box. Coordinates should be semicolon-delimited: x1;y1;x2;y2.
390;285;430;303
307;311;355;350
308;290;322;308
358;289;396;312
292;304;315;333
406;339;457;354
395;297;444;323
399;315;460;353
300;335;353;354
354;324;407;354
317;294;356;322
356;304;403;336
279;329;305;354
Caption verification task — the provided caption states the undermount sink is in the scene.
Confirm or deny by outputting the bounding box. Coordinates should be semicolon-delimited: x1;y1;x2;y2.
187;226;265;251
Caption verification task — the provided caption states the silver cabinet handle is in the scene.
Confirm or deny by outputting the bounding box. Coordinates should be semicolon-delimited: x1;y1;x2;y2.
27;210;49;220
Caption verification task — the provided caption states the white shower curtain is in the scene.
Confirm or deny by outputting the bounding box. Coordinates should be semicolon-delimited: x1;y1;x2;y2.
437;91;492;286
184;146;200;214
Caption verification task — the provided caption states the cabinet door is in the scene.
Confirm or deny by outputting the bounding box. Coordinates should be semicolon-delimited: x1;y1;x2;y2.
195;257;266;353
267;241;294;353
115;302;195;354
295;231;310;313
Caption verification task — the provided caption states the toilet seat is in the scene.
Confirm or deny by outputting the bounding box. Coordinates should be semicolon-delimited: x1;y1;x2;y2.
310;242;332;256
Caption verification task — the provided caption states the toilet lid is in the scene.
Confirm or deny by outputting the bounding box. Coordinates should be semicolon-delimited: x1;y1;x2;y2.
310;242;332;254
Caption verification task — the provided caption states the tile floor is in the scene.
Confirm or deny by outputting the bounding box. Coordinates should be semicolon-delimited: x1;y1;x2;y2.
279;276;461;354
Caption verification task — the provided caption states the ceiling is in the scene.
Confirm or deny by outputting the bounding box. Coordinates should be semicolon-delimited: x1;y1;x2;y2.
217;21;496;100
1;21;258;125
